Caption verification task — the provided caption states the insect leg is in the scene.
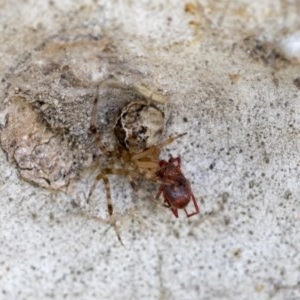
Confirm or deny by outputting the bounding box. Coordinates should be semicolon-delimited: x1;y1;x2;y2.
184;193;200;217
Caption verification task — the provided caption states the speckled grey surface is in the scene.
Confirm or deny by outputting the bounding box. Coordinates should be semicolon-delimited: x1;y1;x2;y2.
1;1;300;300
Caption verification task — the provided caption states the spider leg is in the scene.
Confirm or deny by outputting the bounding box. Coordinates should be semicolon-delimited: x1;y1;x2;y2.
184;193;200;217
159;189;179;217
156;187;179;218
156;133;187;149
130;83;167;104
89;87;106;153
87;168;140;204
167;202;179;218
90;78;131;154
100;174;124;245
119;157;138;191
86;169;129;245
87;167;142;244
129;178;138;191
86;171;101;204
131;133;187;162
96;77;168;104
156;186;164;200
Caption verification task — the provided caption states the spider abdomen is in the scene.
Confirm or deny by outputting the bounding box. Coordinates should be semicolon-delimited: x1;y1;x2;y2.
163;182;191;209
114;101;165;153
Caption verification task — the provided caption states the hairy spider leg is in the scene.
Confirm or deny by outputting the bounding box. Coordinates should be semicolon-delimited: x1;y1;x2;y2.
95;76;168;104
99;173;123;245
131;133;187;162
130;83;167;104
89;87;106;153
87;168;141;245
129;134;187;186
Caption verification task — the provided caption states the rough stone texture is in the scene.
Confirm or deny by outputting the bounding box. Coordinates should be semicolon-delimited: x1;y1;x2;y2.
1;1;300;300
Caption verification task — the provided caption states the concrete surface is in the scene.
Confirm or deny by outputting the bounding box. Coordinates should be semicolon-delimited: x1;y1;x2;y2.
1;0;300;299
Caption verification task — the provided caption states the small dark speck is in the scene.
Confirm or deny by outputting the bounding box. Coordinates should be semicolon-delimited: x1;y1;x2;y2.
31;213;37;219
173;229;180;238
183;117;188;123
222;192;229;203
248;180;255;188
293;77;300;89
284;190;292;200
233;248;241;258
209;161;215;170
224;216;230;225
86;267;94;272
46;293;55;298
71;199;79;208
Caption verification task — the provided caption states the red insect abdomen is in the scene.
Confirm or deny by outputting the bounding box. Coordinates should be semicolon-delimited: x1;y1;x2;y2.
164;180;191;209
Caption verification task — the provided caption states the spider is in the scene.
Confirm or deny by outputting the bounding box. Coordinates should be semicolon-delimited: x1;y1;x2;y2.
87;78;199;243
156;156;199;218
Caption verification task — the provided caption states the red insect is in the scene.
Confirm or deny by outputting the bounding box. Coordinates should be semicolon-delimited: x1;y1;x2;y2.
156;156;199;218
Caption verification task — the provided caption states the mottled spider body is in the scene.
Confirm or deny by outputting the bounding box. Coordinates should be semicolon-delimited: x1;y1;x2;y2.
114;101;165;153
156;157;199;218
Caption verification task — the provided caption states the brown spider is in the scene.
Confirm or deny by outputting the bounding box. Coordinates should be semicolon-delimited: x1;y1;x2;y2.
156;156;199;218
87;79;198;243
